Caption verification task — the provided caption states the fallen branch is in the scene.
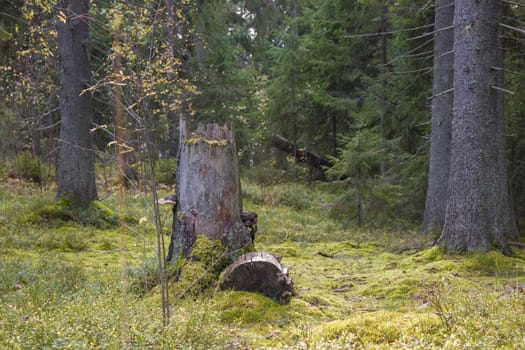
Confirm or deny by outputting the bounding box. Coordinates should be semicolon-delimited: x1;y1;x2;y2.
509;241;525;249
271;135;332;169
318;251;335;258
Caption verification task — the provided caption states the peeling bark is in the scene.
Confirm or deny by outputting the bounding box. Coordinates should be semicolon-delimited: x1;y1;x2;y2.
168;120;252;261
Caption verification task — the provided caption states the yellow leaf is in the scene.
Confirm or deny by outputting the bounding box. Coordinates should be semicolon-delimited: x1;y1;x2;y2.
57;10;67;24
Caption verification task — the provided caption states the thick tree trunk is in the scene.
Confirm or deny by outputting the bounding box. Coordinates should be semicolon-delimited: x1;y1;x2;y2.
56;0;97;206
422;0;454;233
440;0;516;254
168;120;252;261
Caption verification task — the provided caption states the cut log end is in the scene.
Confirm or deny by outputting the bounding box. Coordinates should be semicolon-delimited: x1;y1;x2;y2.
219;252;295;304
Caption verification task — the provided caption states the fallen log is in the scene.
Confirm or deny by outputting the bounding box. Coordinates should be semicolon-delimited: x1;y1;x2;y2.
220;252;295;304
270;135;332;173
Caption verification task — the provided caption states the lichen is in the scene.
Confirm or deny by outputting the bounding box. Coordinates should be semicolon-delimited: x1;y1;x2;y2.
184;137;228;146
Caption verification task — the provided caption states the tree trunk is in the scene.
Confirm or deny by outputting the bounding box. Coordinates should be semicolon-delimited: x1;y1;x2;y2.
440;0;516;254
379;3;388;176
56;0;97;206
168;120;252;261
422;0;454;233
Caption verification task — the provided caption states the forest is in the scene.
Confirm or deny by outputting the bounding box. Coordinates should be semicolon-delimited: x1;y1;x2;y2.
1;0;525;348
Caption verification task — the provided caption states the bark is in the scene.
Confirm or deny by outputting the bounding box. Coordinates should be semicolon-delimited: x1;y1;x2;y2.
56;0;97;206
220;252;294;304
440;0;516;254
168;120;252;261
422;0;454;233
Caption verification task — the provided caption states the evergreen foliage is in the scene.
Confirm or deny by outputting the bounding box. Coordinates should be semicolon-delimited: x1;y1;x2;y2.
1;0;524;228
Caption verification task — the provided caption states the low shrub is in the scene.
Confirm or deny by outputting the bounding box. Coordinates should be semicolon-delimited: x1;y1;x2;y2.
7;152;55;184
154;158;177;185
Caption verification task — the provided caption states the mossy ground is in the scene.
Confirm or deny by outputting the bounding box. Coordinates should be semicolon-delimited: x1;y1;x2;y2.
1;179;525;349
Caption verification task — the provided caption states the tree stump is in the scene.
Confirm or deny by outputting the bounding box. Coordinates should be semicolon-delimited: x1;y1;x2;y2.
167;120;252;261
220;252;295;304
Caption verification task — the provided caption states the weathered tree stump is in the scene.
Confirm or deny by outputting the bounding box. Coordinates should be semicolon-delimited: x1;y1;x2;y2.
167;120;252;261
220;252;295;304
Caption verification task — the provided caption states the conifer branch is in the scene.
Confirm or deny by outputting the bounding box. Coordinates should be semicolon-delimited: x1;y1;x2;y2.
500;0;525;6
408;25;454;41
490;66;525;77
405;50;433;59
503;16;525;27
427;88;454;100
437;50;454;59
385;38;434;66
435;2;454;11
491;86;516;95
499;23;525;36
391;67;432;75
346;23;434;38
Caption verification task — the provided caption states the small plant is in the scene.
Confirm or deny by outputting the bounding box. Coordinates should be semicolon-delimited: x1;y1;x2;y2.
422;284;457;331
154;158;177;185
7;151;55;184
128;257;162;296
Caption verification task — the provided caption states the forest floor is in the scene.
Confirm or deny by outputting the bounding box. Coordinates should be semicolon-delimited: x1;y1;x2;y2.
1;177;525;349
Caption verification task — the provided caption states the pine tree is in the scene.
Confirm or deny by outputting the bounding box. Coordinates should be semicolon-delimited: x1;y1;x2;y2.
440;0;517;254
56;0;98;205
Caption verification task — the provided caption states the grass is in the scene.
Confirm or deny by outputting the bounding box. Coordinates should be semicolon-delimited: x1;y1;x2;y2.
1;178;525;349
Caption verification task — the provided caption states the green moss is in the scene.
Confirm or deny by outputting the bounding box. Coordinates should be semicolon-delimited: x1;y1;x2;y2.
271;245;300;257
4;179;525;349
173;261;216;298
423;259;461;273
172;236;231;298
17;198;122;229
18;199;72;224
309;311;442;347
213;291;289;324
463;251;525;276
415;246;446;263
241;242;256;255
301;293;332;307
191;236;230;274
95;239;116;251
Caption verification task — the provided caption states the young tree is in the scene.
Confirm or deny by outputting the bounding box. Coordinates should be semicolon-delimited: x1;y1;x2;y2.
439;0;517;254
422;0;454;233
56;0;97;205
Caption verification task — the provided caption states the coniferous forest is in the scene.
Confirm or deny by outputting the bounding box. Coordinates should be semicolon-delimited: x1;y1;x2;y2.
1;1;525;348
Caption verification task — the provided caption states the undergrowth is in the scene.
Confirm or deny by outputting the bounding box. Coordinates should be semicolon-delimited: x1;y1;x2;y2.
1;178;525;349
